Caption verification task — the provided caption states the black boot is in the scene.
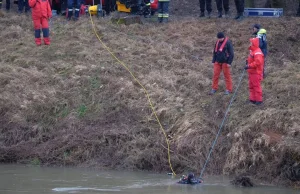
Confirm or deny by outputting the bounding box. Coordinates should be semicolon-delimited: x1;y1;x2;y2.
218;11;222;18
74;9;79;20
67;9;73;20
235;13;244;20
225;11;229;17
255;101;263;106
200;12;205;17
158;17;163;23
249;100;256;104
207;11;211;18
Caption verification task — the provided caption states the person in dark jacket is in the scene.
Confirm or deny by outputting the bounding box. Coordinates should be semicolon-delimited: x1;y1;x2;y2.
234;0;244;20
210;32;234;95
216;0;229;18
199;0;212;18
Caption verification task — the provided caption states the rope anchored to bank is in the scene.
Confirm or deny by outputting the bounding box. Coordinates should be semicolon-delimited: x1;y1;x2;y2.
199;69;246;179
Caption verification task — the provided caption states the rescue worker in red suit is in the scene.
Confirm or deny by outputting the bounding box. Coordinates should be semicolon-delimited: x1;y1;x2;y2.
29;0;52;46
210;32;234;95
244;38;264;105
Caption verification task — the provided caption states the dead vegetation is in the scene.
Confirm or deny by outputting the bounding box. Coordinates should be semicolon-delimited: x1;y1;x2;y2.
0;4;300;188
231;176;254;187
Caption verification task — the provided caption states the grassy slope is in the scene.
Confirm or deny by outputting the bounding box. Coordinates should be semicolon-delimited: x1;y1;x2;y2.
0;11;300;186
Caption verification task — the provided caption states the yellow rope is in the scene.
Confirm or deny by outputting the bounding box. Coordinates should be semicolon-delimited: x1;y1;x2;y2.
88;13;176;175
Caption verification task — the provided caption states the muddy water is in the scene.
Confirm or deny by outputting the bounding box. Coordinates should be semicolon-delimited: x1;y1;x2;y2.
0;164;298;194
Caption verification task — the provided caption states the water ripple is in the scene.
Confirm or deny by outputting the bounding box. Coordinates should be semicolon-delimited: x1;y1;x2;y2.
52;187;121;192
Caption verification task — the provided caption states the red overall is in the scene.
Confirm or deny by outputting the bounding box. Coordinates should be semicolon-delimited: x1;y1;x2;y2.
247;38;264;102
29;0;52;45
212;37;233;92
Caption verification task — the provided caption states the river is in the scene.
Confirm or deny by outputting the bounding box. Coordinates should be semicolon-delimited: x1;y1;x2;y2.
0;164;298;194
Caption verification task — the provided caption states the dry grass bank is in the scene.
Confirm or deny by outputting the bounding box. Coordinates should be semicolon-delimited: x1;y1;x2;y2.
0;8;300;187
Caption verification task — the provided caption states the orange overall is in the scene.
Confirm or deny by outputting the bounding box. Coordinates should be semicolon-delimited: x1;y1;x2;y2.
212;37;234;92
29;0;52;45
247;38;264;102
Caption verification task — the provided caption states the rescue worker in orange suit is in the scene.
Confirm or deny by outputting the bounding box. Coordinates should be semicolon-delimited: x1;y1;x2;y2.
210;32;234;95
29;0;52;46
244;38;264;105
158;0;169;23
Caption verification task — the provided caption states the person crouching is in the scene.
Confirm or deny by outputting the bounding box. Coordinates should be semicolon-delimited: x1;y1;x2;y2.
29;0;52;46
244;38;264;105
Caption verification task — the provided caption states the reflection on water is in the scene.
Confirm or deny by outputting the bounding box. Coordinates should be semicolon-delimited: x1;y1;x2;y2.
0;164;298;194
52;187;121;192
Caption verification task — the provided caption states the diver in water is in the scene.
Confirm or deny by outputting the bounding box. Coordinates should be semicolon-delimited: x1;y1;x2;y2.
178;173;202;184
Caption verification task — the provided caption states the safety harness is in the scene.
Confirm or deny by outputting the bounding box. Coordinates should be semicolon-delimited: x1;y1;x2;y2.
215;37;228;52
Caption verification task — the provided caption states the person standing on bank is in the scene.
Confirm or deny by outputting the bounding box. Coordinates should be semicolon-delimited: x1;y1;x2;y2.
252;24;267;78
296;0;300;16
199;0;212;18
104;0;115;15
29;0;52;45
210;32;234;95
18;0;30;14
158;0;169;23
244;38;264;105
0;0;10;11
67;0;81;20
216;0;229;18
234;0;244;20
